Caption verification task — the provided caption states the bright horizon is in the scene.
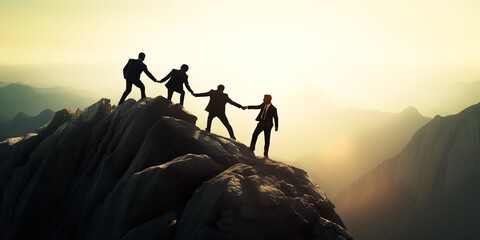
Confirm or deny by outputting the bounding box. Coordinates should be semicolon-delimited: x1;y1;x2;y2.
1;0;480;116
2;0;480;196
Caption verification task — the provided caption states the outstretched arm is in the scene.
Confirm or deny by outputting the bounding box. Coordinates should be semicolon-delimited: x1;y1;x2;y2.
144;67;157;82
227;97;242;109
194;91;211;97
184;76;194;94
159;70;173;83
246;103;263;110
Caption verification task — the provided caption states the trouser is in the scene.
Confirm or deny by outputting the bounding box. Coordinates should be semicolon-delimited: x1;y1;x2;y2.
118;78;146;105
250;122;272;156
206;112;236;139
167;89;185;105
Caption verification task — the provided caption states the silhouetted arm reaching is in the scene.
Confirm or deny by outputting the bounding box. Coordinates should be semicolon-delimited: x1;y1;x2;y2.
246;103;263;109
184;76;194;94
159;70;173;83
143;66;157;82
227;97;242;109
194;90;211;97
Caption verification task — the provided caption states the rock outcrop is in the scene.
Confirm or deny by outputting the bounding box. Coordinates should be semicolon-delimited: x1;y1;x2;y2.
336;102;480;240
0;96;351;240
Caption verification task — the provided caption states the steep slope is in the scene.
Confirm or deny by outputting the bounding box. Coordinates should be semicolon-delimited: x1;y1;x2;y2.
0;83;94;120
0;109;55;141
276;86;431;196
336;102;480;240
0;96;351;240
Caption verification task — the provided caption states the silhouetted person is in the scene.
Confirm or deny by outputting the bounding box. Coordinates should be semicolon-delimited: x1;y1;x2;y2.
159;64;193;105
118;52;158;105
244;94;278;158
194;85;244;140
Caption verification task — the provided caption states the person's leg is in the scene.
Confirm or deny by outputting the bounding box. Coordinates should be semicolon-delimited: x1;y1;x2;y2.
250;123;264;151
179;91;185;105
218;113;236;139
132;79;146;99
206;113;215;132
167;89;174;101
118;81;133;105
263;126;273;157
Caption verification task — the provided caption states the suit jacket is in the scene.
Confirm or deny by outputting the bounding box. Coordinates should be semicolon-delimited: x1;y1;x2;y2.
248;103;279;128
123;59;156;81
196;89;242;115
160;69;193;93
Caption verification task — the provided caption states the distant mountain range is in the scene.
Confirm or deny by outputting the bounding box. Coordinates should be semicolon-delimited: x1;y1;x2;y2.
0;109;54;141
273;86;432;196
336;102;480;240
0;83;95;121
0;82;432;198
0;81;11;87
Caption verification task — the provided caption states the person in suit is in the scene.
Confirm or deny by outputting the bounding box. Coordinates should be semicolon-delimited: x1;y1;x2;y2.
158;64;194;105
244;94;279;158
118;52;158;105
194;84;244;140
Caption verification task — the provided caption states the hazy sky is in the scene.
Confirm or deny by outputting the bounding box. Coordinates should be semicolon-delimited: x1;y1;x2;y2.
2;0;480;196
1;0;480;114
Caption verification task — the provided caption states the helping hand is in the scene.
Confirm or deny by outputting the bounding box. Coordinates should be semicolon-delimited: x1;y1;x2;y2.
241;106;247;110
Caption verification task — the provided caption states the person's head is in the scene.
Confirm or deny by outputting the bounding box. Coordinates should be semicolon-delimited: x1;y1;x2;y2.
138;52;145;61
217;84;225;92
181;64;189;72
263;94;272;104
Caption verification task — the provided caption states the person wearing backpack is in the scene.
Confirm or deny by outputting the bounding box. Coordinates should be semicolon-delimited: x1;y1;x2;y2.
118;52;158;105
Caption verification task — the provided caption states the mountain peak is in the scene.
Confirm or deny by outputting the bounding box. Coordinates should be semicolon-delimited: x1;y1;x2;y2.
37;109;55;117
399;105;422;116
0;96;351;240
11;112;30;120
337;101;480;240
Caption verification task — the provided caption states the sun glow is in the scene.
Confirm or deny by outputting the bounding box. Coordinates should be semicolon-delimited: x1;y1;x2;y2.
2;0;480;196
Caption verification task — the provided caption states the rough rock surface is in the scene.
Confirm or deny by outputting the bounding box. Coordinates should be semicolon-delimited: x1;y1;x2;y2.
0;96;351;240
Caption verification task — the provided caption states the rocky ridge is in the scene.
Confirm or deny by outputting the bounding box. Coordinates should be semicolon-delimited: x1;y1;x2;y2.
0;96;351;240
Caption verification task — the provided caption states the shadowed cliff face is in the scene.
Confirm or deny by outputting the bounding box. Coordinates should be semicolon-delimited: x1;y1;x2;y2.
336;102;480;240
0;96;351;240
